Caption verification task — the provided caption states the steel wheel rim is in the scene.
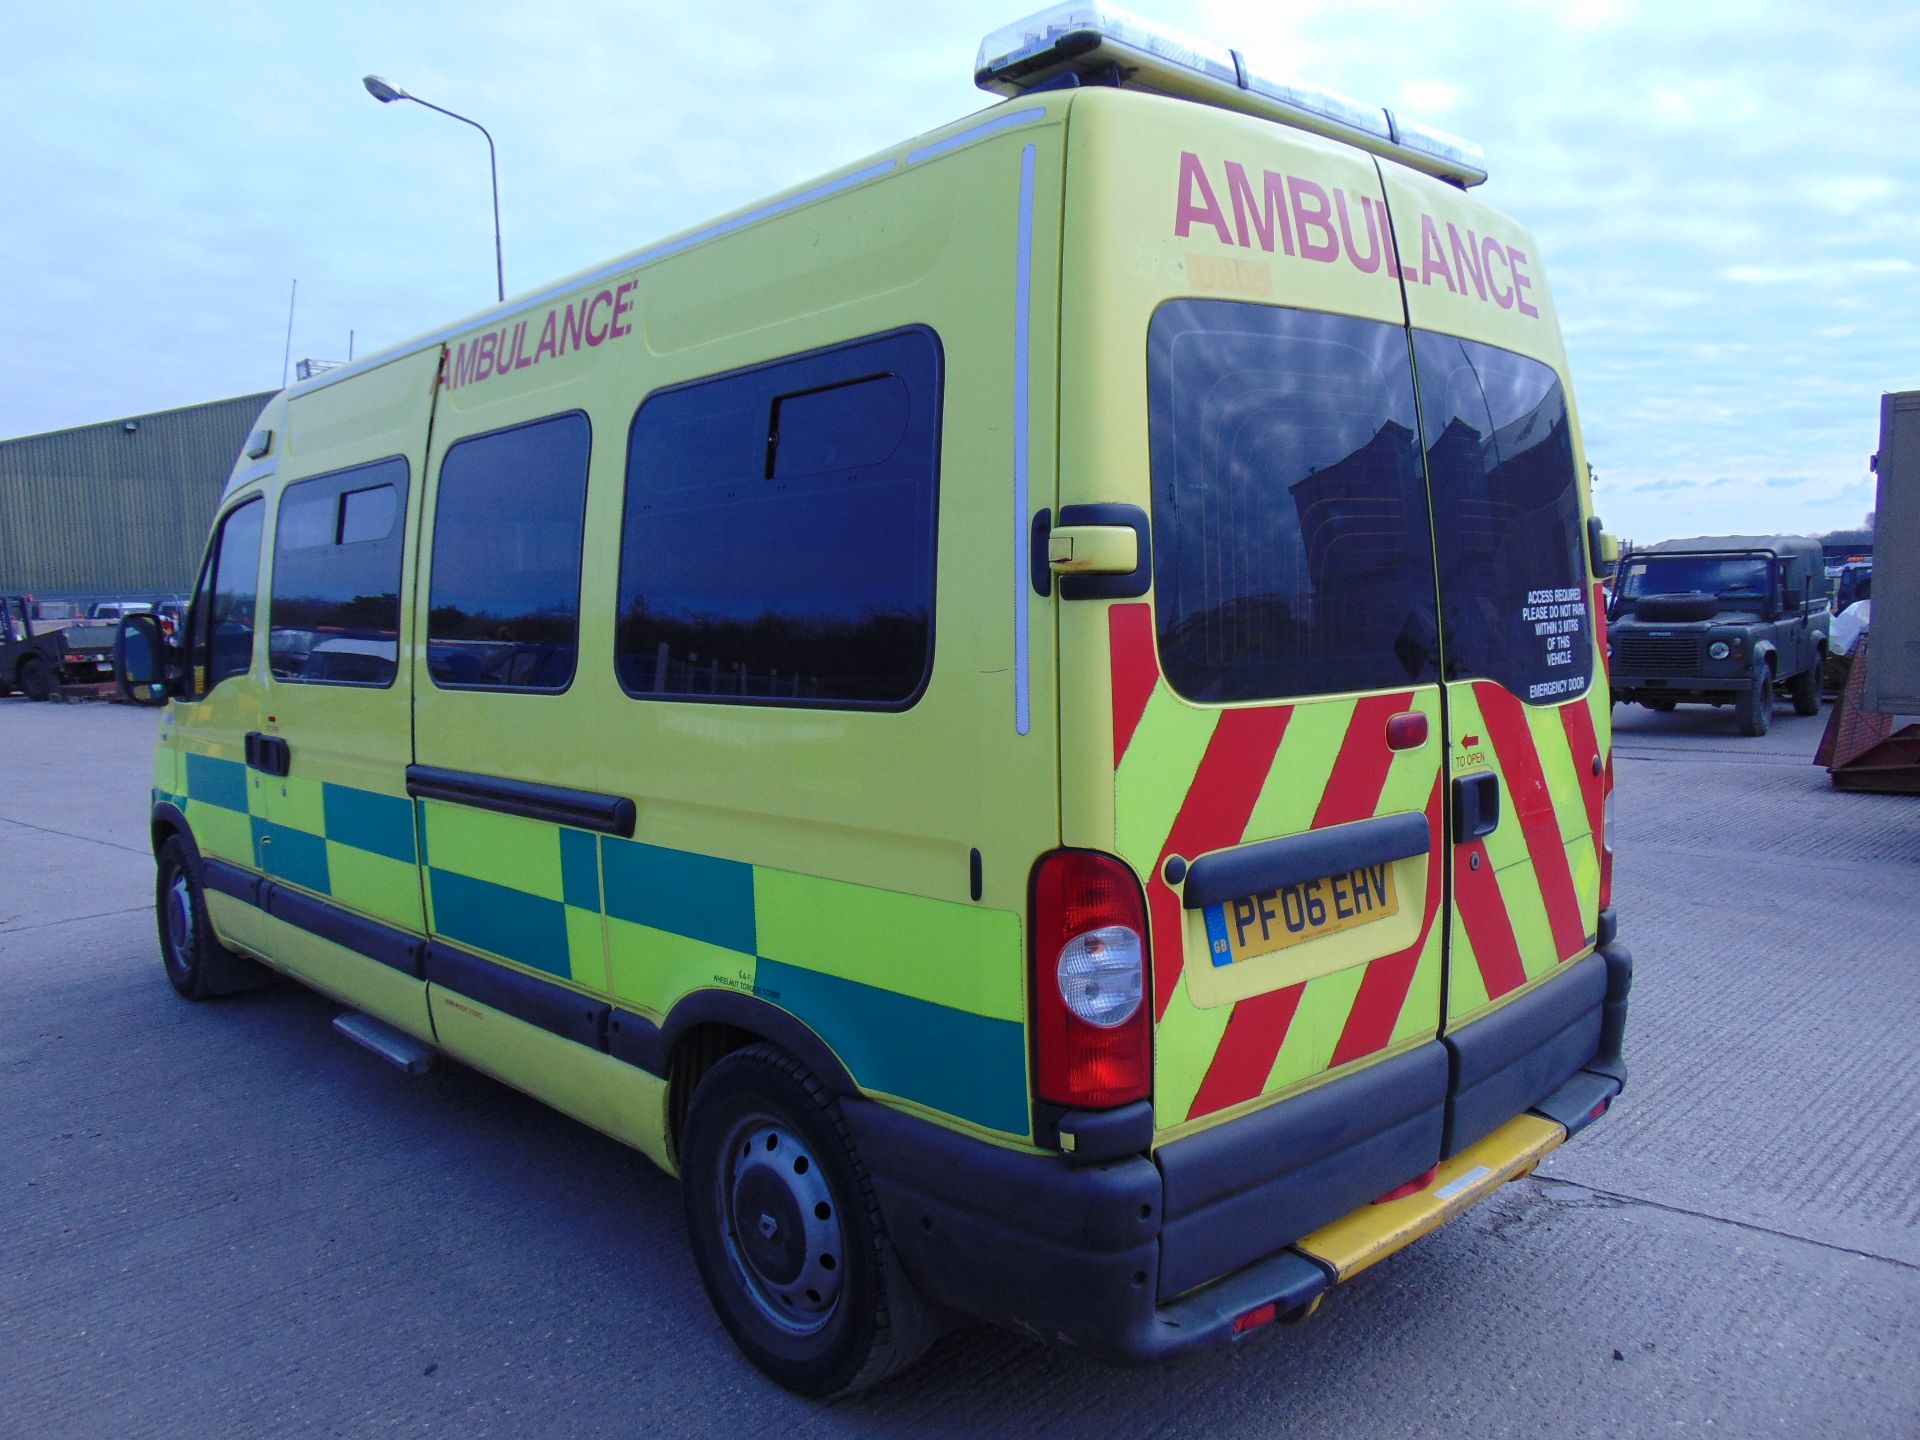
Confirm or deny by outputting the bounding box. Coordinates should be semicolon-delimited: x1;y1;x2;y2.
714;1112;845;1336
164;871;194;974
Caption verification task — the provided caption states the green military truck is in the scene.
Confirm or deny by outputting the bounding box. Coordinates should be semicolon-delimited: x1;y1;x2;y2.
1608;535;1830;736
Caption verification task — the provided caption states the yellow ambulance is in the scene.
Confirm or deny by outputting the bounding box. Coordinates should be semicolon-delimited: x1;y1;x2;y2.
118;5;1631;1396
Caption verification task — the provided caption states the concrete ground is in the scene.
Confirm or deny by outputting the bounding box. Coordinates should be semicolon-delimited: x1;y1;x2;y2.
1;693;1915;1438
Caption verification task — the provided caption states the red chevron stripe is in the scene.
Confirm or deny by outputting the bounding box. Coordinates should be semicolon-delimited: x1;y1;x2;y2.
1109;603;1159;770
1148;706;1293;1020
1559;697;1604;883
1312;691;1414;829
1327;772;1446;1068
1454;837;1527;1000
1185;983;1306;1120
1189;710;1438;1117
1474;682;1587;962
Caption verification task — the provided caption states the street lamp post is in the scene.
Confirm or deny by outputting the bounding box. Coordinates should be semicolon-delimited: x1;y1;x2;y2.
363;75;505;303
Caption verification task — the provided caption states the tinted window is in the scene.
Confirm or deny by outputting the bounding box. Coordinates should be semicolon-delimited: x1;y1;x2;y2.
191;497;265;694
269;458;408;687
1147;300;1439;704
616;328;940;708
428;413;590;692
1414;332;1591;702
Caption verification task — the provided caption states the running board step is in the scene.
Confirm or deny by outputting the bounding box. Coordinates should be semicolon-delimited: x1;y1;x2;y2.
331;1012;438;1075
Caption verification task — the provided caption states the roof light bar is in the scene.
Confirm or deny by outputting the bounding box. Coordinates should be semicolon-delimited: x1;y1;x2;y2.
975;4;1488;188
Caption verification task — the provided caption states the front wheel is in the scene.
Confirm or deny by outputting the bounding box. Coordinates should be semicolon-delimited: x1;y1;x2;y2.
1735;668;1773;737
1789;659;1821;716
155;836;267;999
17;655;54;702
680;1044;938;1397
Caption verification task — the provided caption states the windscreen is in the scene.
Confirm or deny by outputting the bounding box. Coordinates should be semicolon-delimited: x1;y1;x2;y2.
1620;555;1771;601
1146;300;1440;704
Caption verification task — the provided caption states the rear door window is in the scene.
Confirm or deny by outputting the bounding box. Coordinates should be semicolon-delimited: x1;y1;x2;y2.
1413;332;1590;702
1147;300;1440;704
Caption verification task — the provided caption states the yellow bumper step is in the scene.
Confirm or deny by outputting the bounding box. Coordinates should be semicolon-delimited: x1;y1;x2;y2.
1294;1112;1566;1282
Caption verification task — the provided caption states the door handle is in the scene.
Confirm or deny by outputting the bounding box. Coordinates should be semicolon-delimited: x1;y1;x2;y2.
1451;772;1500;844
245;731;291;777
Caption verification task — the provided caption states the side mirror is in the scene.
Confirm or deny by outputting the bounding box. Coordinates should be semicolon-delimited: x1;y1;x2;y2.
1586;515;1620;573
115;613;171;707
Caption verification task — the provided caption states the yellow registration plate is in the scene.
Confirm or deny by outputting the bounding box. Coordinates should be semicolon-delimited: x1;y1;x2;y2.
1204;864;1399;968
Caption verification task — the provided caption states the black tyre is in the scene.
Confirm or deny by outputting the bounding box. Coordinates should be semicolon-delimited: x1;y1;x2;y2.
155;836;267;999
681;1044;939;1397
1644;699;1676;713
17;655;54;702
1789;659;1821;717
1735;668;1772;737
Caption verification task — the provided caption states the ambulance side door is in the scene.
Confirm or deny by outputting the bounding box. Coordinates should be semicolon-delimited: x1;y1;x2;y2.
254;349;441;965
168;490;272;951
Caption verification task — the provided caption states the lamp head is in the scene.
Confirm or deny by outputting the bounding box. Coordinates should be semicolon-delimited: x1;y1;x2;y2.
362;75;408;104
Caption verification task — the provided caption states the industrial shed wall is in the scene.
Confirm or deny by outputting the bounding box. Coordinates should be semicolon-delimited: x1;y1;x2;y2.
0;391;275;597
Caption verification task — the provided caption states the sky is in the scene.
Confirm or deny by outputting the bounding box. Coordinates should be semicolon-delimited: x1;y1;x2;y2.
3;0;1915;542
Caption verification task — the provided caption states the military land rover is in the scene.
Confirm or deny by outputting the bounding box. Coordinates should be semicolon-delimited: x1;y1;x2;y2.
1608;535;1830;736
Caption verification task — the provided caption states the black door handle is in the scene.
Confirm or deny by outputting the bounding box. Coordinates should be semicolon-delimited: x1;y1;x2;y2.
245;732;291;777
1451;772;1500;843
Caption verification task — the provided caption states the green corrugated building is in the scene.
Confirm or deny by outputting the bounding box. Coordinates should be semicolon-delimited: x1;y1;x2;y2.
0;391;276;600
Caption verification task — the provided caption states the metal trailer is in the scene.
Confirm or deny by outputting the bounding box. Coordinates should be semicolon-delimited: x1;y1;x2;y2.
1816;391;1920;790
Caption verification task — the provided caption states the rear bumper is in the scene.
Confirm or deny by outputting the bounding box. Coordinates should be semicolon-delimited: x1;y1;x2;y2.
850;930;1632;1364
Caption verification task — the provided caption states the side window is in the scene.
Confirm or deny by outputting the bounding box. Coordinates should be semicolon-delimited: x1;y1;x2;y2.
615;328;941;709
1147;300;1439;704
187;496;266;697
1413;332;1592;702
269;457;408;687
428;413;590;692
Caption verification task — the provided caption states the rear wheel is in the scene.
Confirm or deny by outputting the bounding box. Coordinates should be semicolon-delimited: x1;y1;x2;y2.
1789;658;1821;716
156;836;266;999
1736;668;1772;736
17;656;54;702
680;1044;938;1397
1643;699;1676;713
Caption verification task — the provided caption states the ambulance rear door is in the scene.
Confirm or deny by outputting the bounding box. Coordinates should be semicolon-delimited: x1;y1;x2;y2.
1381;167;1608;1152
1057;89;1450;1145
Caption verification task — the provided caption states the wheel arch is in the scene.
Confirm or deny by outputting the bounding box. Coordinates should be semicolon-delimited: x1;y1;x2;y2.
151;801;194;860
635;990;858;1163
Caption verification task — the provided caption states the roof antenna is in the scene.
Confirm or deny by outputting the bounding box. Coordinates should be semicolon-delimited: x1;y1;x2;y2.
281;278;298;388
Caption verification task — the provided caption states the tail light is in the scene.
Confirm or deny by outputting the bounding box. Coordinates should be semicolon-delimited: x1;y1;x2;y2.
1030;850;1151;1109
1599;757;1615;911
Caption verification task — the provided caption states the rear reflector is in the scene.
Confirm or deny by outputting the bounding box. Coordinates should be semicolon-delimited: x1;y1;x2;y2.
1386;711;1428;750
1231;1301;1278;1336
